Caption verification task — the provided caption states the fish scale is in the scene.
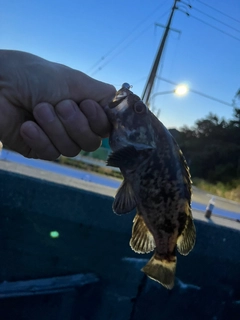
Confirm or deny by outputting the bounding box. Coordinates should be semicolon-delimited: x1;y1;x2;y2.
105;84;196;289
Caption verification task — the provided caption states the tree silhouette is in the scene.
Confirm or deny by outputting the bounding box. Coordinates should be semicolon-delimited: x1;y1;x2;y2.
171;91;240;184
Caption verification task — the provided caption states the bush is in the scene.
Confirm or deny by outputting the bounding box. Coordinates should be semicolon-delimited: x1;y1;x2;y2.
192;178;240;202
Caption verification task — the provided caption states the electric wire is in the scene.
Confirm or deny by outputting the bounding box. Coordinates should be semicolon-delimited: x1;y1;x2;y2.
91;24;154;76
181;1;240;34
90;8;171;76
178;8;240;42
87;0;170;74
195;0;240;25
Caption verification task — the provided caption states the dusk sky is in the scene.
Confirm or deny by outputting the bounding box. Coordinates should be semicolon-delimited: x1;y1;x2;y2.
1;0;240;129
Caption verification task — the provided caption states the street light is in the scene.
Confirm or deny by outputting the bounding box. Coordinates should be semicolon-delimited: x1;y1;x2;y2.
174;84;189;96
151;84;189;100
150;84;189;115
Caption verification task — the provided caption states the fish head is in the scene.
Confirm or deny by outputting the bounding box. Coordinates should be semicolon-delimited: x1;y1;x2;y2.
105;84;157;151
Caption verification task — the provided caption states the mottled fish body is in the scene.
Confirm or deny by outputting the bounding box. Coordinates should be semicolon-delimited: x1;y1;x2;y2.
105;84;196;289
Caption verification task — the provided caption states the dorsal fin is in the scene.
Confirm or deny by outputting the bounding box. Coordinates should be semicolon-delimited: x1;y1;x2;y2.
112;180;137;214
130;213;156;253
171;136;192;202
177;208;196;256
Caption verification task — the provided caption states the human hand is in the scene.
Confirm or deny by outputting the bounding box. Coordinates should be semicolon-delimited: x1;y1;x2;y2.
0;50;116;160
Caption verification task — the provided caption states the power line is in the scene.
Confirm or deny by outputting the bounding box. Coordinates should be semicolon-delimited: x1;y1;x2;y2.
178;8;240;42
196;0;240;25
156;76;234;107
91;24;153;76
90;8;171;76
181;1;240;34
87;1;170;74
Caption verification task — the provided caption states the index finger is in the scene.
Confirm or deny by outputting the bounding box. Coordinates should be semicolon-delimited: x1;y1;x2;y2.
55;99;102;152
79;100;112;138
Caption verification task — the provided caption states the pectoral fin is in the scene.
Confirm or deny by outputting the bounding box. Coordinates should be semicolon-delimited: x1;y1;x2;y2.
177;212;196;256
113;180;137;214
107;145;153;170
130;213;156;254
106;146;139;169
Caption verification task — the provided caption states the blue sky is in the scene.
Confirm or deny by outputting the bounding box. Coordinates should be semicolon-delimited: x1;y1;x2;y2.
1;0;240;129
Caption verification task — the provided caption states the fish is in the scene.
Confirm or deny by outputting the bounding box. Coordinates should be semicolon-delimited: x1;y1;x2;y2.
105;83;196;289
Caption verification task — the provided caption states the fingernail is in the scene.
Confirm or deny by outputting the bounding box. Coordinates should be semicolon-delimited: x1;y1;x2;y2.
57;102;76;120
35;103;55;122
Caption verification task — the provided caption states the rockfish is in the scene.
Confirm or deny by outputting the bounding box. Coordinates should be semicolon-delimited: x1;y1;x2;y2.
105;83;196;289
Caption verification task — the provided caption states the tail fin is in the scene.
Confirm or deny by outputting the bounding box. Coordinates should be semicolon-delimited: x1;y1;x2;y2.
141;254;176;289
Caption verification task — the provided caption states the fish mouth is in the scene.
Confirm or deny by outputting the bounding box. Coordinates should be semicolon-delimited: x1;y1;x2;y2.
108;96;126;109
107;83;132;110
105;83;141;119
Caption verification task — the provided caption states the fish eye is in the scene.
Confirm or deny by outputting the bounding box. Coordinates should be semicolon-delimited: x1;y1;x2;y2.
134;102;146;114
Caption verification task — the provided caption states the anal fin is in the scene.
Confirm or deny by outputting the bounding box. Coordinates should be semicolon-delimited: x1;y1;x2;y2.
130;214;156;254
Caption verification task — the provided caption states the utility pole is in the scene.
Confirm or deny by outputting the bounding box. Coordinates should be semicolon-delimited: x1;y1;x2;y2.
142;0;179;106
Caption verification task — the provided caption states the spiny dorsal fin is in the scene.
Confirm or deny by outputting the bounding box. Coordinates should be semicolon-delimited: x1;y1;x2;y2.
172;137;192;202
179;148;192;203
113;180;137;214
130;213;156;253
177;210;196;256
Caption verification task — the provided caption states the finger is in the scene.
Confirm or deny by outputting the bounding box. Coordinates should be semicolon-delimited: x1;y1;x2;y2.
33;102;81;157
20;121;60;160
79;100;111;138
0;96;39;158
55;99;101;152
